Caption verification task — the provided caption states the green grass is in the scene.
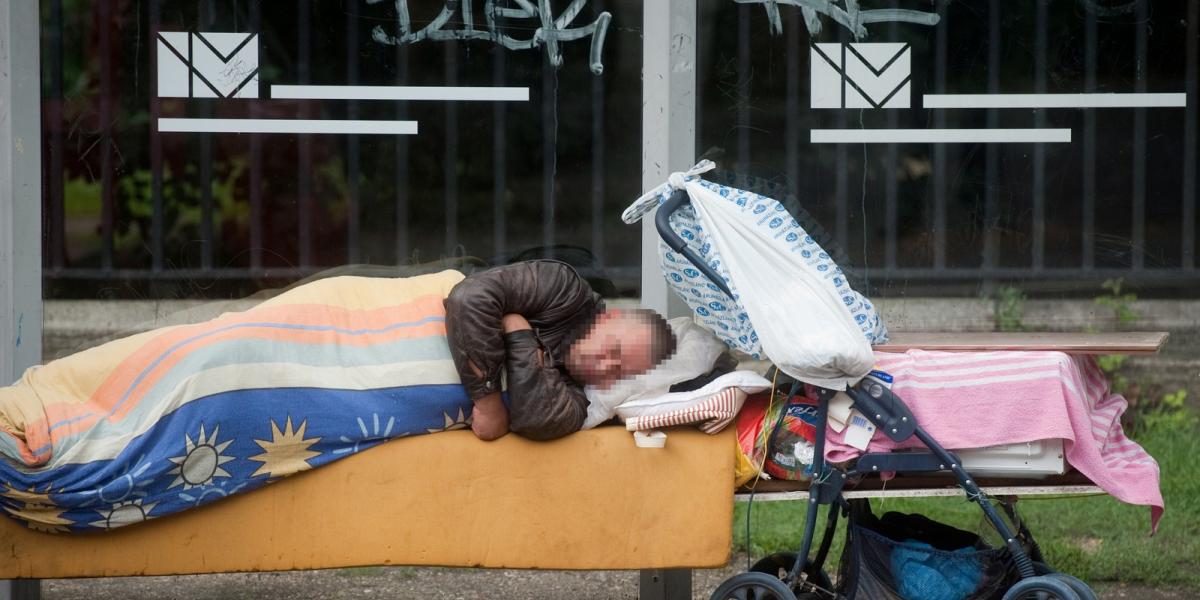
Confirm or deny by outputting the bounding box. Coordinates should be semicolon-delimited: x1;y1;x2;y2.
733;422;1200;589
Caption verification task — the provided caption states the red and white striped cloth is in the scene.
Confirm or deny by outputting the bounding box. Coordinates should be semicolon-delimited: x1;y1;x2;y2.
624;387;747;434
824;350;1164;532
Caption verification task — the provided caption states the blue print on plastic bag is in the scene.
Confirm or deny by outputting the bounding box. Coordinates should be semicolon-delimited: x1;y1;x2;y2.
655;179;887;357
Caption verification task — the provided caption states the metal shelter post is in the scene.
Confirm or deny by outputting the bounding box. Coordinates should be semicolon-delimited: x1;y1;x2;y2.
641;0;696;318
637;1;698;594
0;0;45;597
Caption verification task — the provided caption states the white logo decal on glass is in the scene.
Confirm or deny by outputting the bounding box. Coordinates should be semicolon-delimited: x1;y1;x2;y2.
157;32;259;99
811;43;911;109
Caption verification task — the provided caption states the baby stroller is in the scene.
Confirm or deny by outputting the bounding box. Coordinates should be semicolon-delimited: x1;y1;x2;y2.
628;164;1097;600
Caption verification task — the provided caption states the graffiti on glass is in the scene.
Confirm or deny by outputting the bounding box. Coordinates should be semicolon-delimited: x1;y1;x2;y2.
734;0;940;39
367;0;612;75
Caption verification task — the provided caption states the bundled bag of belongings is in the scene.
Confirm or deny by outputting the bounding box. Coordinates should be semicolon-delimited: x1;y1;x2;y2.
623;160;888;391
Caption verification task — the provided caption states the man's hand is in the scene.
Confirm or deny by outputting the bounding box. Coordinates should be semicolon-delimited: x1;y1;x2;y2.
469;315;528;441
471;392;509;441
502;313;532;333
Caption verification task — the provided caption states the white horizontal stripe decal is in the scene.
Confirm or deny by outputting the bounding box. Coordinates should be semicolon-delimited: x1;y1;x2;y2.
811;129;1072;144
923;93;1186;109
159;118;418;135
272;85;530;101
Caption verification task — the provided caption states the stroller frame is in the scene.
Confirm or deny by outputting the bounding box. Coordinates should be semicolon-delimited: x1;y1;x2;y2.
655;190;1058;599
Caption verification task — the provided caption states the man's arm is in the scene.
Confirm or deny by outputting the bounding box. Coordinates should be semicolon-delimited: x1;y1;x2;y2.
445;261;591;399
501;320;589;441
468;314;531;441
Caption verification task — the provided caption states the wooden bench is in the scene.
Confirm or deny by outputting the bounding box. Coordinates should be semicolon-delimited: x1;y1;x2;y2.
0;427;736;600
0;332;1167;600
875;331;1168;355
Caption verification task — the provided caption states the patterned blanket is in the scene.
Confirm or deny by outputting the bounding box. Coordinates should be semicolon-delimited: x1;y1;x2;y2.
0;271;472;533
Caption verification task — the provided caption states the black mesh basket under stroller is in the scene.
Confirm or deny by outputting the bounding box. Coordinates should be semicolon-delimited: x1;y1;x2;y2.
837;502;1019;600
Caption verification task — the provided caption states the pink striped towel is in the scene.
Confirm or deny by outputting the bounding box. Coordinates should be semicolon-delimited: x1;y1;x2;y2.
824;350;1164;532
624;387;747;434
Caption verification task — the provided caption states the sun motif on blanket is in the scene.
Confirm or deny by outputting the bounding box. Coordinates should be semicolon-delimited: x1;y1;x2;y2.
1;483;72;533
427;408;469;433
249;417;321;479
1;482;54;505
166;423;235;490
87;498;159;530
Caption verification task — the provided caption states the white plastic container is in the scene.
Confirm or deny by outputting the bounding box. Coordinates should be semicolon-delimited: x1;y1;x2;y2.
957;439;1066;479
633;430;668;449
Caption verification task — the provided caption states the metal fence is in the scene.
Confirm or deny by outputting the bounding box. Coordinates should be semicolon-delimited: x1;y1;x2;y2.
708;0;1199;292
39;1;1200;298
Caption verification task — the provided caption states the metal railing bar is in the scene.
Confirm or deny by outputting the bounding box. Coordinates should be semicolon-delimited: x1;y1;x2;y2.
1184;0;1198;270
933;0;947;269
46;0;66;270
395;43;411;264
591;16;606;268
1082;4;1097;269
46;266;645;281
346;2;361;263
542;58;556;257
492;47;506;262
884;20;899;269
445;39;460;257
737;2;751;174
199;0;216;271
99;0;115;272
1131;0;1147;271
149;0;164;272
1032;0;1047;271
983;0;1000;273
249;2;262;270
785;4;801;209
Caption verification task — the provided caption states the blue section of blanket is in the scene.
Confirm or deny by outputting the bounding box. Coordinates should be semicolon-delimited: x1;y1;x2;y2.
2;385;473;533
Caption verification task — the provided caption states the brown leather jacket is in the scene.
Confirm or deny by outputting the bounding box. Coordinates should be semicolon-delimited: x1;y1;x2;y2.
444;260;603;440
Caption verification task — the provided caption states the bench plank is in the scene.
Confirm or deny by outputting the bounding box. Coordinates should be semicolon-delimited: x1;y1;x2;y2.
736;485;1103;502
875;331;1168;354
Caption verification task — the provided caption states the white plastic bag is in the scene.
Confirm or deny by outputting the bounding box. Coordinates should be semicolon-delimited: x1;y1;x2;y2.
624;161;883;390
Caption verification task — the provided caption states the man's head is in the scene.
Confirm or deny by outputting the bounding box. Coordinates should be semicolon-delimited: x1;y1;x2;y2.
565;308;676;389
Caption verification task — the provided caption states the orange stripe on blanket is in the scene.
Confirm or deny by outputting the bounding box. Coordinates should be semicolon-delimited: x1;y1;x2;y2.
108;320;447;416
0;423;47;466
36;319;448;451
28;295;450;449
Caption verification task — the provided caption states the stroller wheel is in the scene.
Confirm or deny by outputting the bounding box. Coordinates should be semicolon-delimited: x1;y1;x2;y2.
710;572;798;600
1031;563;1099;600
750;552;833;596
1002;575;1082;600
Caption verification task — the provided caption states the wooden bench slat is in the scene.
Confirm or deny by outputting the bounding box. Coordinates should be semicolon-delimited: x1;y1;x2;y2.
874;331;1168;354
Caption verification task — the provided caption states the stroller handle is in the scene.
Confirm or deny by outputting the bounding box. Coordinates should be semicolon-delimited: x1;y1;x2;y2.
654;189;735;298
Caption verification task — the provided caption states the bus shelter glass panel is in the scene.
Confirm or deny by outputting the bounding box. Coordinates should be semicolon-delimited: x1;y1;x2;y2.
696;0;1198;298
40;0;644;302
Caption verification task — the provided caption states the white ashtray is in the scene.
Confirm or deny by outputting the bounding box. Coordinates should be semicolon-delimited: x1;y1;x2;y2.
633;430;667;449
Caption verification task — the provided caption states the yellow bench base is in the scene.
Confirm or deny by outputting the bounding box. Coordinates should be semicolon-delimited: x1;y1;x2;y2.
1;427;735;579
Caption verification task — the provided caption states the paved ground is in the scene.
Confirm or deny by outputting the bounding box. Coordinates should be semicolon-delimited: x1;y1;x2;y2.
39;563;1190;599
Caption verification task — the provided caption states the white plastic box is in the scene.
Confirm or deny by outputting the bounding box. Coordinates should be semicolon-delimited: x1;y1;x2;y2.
956;439;1066;479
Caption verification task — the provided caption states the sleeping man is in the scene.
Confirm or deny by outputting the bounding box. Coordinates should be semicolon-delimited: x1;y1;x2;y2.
0;260;673;532
444;260;677;441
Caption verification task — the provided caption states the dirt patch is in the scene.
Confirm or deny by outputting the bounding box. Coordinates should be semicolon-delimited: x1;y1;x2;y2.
38;563;1190;599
